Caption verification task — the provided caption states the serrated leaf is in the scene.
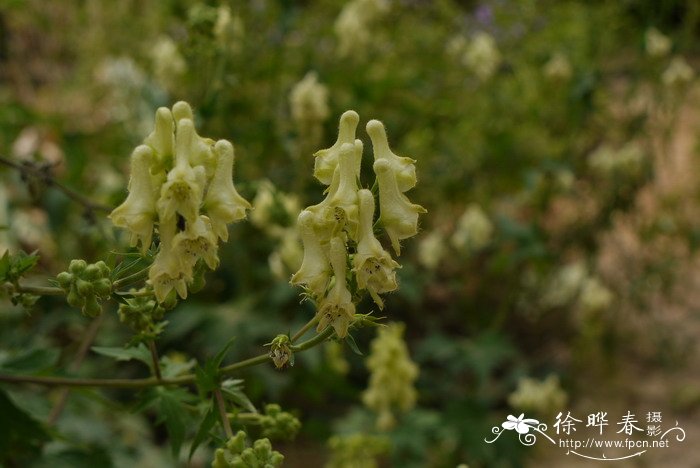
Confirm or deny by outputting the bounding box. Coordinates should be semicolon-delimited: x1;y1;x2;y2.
92;343;152;371
344;334;363;355
0;348;59;374
195;338;236;395
0;389;49;461
221;379;256;413
189;404;217;461
212;337;236;369
157;389;188;457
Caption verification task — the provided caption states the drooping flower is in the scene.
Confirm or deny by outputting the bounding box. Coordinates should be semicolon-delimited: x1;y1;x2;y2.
353;189;399;309
290;210;331;298
662;56;695;87
316;237;355;338
109;145;157;253
148;220;191;302
313;110;360;185
157;118;207;224
374;159;427;255
172;215;220;270
463;32;501;80
203;140;252;241
366;119;417;192
645;27;671;58
450;204;493;252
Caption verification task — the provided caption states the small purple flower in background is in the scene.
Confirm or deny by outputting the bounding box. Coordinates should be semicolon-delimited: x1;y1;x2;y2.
475;4;493;25
502;414;540;434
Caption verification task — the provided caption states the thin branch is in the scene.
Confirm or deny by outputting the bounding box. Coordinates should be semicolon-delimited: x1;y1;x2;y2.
47;315;104;425
0;327;335;389
0;155;113;213
214;388;234;439
148;340;162;381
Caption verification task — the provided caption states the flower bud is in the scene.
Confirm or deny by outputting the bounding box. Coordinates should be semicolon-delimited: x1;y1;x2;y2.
267;335;294;369
69;259;87;275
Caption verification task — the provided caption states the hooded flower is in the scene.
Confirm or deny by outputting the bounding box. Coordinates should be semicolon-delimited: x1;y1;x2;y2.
313;110;360;185
353;189;399;309
374;159;427;255
290;210;331;298
366;120;416;192
157;118;207;224
109;145;157;253
308;141;363;240
316;236;355;338
143;107;175;169
170;101;216;173
203;140;252;241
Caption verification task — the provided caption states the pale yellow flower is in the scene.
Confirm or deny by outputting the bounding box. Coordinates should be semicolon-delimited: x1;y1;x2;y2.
316;237;355;338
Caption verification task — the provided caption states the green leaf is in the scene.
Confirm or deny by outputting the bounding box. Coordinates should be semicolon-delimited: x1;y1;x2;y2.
195;338;236;395
189;403;217;461
0;250;40;283
0;347;59;374
92;343;152;371
344;334;363;355
161;355;197;378
156;388;192;457
0;389;49;463
221;379;256;413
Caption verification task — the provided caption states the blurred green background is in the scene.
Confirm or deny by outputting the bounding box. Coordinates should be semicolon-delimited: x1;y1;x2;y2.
1;0;700;466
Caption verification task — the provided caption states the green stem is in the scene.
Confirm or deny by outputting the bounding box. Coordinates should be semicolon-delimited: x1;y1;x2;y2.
0;155;112;213
6;282;65;296
291;315;319;343
148;340;162;381
0;326;335;389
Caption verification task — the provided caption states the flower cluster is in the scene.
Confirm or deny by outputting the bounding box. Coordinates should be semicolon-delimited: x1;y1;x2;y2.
117;293;168;336
289;72;330;148
110;102;251;303
56;260;112;317
508;374;567;417
290;111;425;337
212;430;283;468
362;322;418;431
334;0;389;58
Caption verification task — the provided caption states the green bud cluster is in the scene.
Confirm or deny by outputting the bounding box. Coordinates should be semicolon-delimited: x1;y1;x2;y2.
212;430;283;468
362;322;418;431
265;335;293;370
117;293;166;334
56;260;111;317
259;404;301;441
110;102;251;303
290;111;425;338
